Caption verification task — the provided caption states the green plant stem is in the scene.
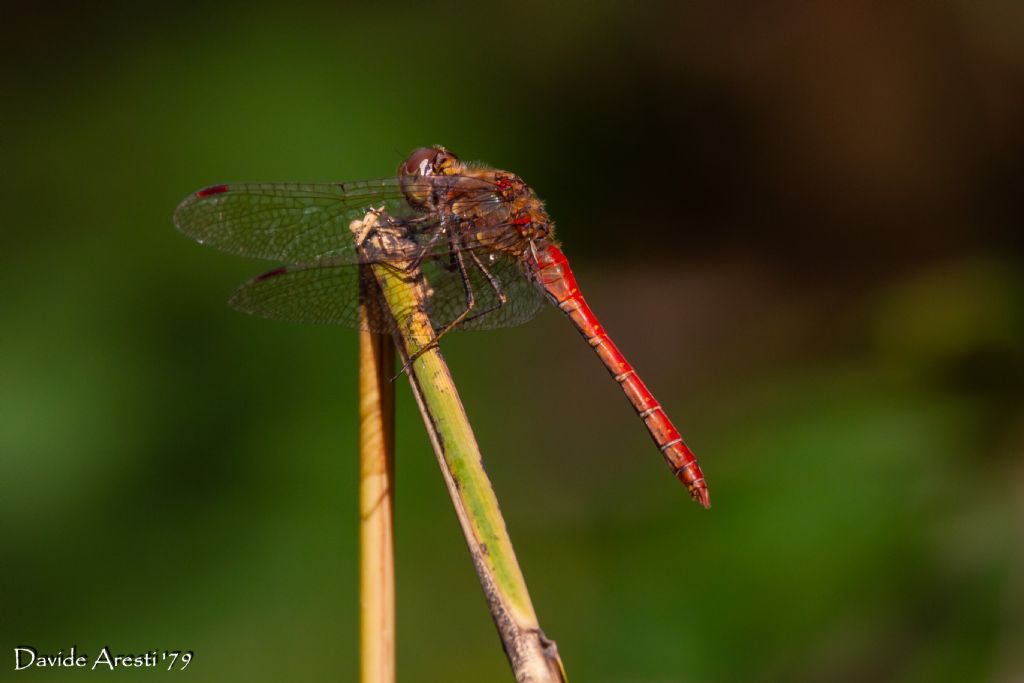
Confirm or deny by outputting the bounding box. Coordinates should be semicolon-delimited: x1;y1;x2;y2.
370;259;568;683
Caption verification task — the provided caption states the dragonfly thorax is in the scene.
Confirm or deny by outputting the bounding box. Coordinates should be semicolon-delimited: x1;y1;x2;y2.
397;146;556;259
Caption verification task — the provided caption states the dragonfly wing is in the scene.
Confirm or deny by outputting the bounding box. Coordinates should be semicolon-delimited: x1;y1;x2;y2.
175;176;531;265
174;180;416;262
228;254;544;334
228;259;382;330
228;258;451;337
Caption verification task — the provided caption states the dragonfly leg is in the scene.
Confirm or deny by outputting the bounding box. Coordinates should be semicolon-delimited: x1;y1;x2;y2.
400;235;476;372
460;251;508;325
440;228;460;273
382;215;452;275
402;224;449;273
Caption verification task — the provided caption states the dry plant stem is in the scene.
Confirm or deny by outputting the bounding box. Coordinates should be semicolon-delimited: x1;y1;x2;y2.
370;262;568;683
358;275;396;683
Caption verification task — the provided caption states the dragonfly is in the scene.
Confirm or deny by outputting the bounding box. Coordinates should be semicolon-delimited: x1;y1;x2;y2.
174;146;709;507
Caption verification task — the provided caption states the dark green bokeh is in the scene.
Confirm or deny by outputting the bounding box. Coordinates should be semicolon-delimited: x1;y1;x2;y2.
3;3;1022;681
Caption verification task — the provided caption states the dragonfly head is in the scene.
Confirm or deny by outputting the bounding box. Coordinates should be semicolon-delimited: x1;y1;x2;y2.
399;146;462;210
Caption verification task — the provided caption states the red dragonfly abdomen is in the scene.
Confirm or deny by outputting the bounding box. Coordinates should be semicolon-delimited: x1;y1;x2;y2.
530;243;710;508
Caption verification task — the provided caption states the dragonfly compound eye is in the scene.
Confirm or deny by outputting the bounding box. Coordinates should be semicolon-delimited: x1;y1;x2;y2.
399;147;439;178
399;146;460;178
399;146;462;210
399;148;438;209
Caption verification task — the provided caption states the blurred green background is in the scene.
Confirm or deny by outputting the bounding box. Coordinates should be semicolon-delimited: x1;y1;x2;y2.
2;2;1023;681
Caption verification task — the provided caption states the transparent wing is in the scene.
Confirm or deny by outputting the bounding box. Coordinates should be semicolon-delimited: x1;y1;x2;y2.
228;257;371;328
173;180;413;263
173;175;519;264
227;254;545;334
